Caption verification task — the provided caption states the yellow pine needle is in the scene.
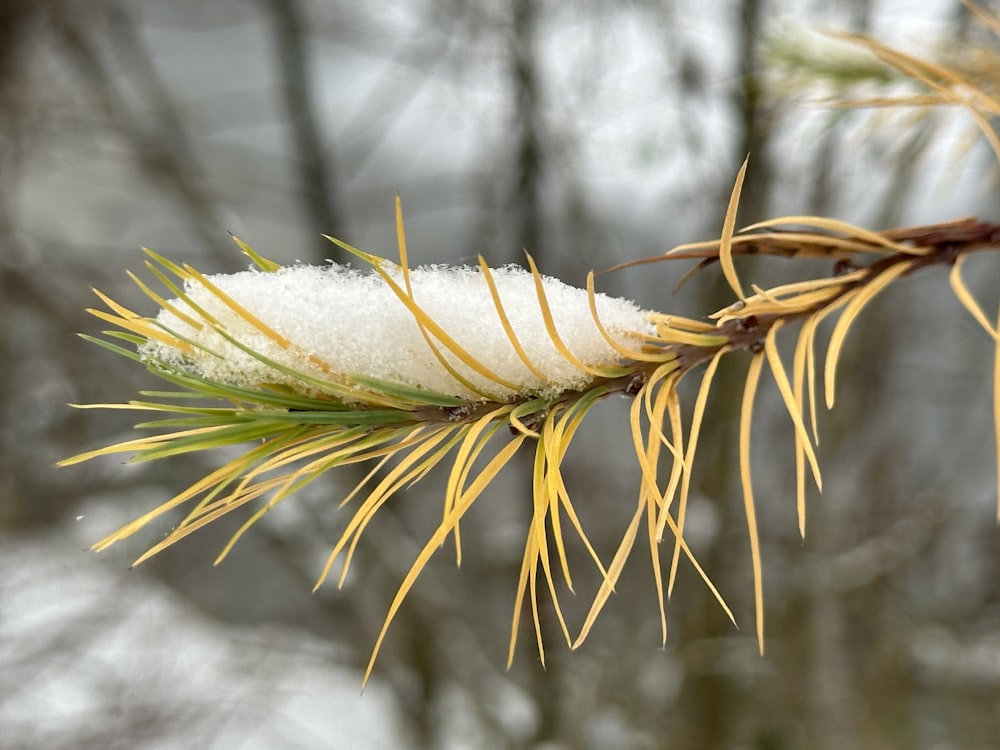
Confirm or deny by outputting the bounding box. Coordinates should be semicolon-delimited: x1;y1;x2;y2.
587;271;672;362
642;374;680;464
533;416;575;639
185;478;292;557
723;288;831;321
239;427;391;481
550;468;610;587
576;378;722;645
340;445;460;583
734;231;896;255
667;231;896;260
582;398;740;650
668;348;727;594
792;316;823;537
325;426;463;585
663;510;736;626
444;423;511;565
91;438;279;554
143;481;279;567
853;34;1000;115
647;484;668;645
825;260;914;409
509;410;543;438
509;439;565;669
314;455;396;591
146;430;340;561
334;453;396;511
337;429;468;580
143;258;232;351
735;273;864;314
650;323;729;347
348;245;520;398
508;400;546;438
748;284;787;307
740;352;766;655
574;456;735;649
549;495;580;571
524;254;627;378
574;500;644;649
507;393;614;636
646;315;721;333
143;258;227;336
86;307;194;354
542;407;576;591
142;257;190;303
90;289;142;320
231;235;282;272
182;266;293;350
950;255;1000;340
390;199;505;399
742;215;931;255
802;315;821;446
140;257;231;339
720;158;749;301
298;432;399;482
548;393;613;583
59;422;238;466
798;292;853;422
364;433;528;686
443;412;514;566
143;248;192;282
649;385;687;544
841;33;1000;163
230;439;393;536
635;372;685;526
170;431;314;523
995;303;1000;522
836;94;951;109
585;272;666;362
630;375;669;513
478;256;551;381
508;528;535;667
125;270;204;331
643;364;685;447
215;463;345;566
63;401;183;413
160;441;296;534
647;385;685;643
763;321;823;494
968;0;1000;40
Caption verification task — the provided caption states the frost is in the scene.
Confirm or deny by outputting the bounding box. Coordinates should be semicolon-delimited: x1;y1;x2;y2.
142;262;654;401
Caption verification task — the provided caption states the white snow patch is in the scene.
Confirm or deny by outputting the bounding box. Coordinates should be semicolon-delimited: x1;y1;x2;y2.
142;263;655;401
0;529;404;749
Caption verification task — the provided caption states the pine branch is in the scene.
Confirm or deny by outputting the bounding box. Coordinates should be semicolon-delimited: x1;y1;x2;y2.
60;13;1000;683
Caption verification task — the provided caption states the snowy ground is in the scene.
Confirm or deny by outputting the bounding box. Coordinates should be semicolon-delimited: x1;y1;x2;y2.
0;523;403;750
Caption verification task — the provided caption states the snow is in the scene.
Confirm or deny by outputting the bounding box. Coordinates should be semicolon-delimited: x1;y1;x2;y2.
142;262;655;401
0;527;404;749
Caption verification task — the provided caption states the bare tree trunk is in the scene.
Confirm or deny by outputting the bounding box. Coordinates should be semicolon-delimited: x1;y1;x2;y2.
260;0;346;263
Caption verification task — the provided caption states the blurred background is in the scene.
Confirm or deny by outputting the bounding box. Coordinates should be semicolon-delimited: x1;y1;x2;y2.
3;0;1000;748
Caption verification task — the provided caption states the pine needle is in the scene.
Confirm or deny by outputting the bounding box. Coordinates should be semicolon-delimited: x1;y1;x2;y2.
740;353;766;655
